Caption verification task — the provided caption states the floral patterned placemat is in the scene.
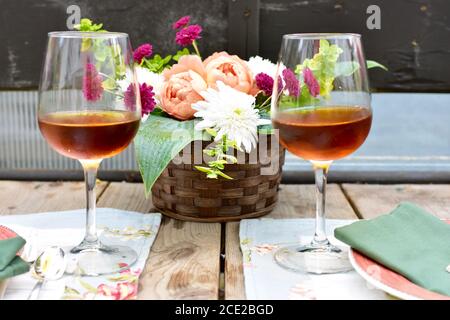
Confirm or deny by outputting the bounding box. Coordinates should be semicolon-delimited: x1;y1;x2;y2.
0;209;161;300
240;218;390;300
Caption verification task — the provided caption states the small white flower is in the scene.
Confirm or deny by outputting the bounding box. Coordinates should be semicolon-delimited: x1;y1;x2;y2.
247;56;285;80
135;66;164;101
118;66;165;104
192;81;270;153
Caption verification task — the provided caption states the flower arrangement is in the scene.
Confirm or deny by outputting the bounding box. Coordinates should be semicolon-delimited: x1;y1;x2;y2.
75;17;386;195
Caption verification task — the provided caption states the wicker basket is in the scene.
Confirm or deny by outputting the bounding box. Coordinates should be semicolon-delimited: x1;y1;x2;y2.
151;135;285;222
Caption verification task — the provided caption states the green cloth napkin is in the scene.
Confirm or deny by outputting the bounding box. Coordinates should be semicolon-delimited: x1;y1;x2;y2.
0;235;30;280
334;202;450;297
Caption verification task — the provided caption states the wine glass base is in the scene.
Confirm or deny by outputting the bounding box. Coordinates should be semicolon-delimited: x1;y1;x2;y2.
64;244;137;276
274;242;352;274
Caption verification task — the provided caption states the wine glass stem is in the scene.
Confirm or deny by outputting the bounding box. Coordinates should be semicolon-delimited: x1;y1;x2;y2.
311;161;332;246
81;159;101;244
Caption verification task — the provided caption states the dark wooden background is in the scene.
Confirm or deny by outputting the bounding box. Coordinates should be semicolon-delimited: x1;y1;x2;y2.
1;0;449;92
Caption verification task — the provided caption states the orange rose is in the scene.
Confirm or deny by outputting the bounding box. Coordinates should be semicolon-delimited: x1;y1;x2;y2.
203;51;254;94
160;55;207;120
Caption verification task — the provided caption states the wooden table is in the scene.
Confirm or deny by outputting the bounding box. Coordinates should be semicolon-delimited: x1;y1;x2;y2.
0;181;449;299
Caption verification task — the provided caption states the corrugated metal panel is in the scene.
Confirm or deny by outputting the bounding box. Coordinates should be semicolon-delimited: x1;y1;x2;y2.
1;91;450;183
0;91;138;171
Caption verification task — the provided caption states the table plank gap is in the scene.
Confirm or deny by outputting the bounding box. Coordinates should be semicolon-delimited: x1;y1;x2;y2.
338;183;363;219
96;180;111;202
224;221;246;300
98;182;222;300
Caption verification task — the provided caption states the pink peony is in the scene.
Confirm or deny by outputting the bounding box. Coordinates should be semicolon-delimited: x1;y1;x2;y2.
175;24;202;47
133;43;153;64
203;51;254;94
172;16;190;30
160;55;207;120
82;63;103;102
282;68;299;97
124;83;156;116
303;67;320;97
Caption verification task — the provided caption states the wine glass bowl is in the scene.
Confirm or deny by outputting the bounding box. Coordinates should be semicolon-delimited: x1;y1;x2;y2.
271;33;372;274
38;31;141;275
273;106;372;161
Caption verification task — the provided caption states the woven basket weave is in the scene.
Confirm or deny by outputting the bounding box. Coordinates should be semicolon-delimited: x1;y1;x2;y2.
151;135;285;222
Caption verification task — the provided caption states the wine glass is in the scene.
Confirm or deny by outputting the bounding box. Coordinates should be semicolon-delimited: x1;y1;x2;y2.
38;32;141;275
271;33;372;274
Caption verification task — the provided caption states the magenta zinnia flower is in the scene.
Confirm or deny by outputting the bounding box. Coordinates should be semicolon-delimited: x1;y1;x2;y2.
139;83;156;115
124;83;156;116
175;24;202;46
255;73;274;96
82;63;103;102
133;43;153;64
303;67;320;97
124;84;137;111
172;16;190;30
255;72;283;96
282;68;299;97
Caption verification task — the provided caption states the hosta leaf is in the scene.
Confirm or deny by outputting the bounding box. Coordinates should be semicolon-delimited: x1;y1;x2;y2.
135;115;204;195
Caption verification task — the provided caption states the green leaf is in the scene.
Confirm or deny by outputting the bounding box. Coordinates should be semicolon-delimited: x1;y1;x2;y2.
144;54;173;73
203;149;216;157
195;166;214;174
367;60;388;71
295;39;343;98
173;48;190;62
74;18;106;32
135;115;202;195
334;60;387;79
205;128;217;137
215;170;233;180
209;159;227;170
149;108;168;117
334;61;360;77
102;78;117;91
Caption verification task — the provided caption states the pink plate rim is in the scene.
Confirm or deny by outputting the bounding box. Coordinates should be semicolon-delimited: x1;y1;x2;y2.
349;219;450;300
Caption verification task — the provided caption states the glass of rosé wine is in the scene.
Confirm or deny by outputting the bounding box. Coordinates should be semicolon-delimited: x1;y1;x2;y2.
271;34;372;274
38;32;141;275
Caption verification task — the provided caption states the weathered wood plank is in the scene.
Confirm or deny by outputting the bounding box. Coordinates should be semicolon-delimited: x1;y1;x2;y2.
98;182;222;300
273;184;358;219
342;184;450;219
0;0;228;89
96;181;153;212
224;221;244;300
138;219;221;299
224;184;357;300
228;0;260;58
259;0;450;92
0;180;108;214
